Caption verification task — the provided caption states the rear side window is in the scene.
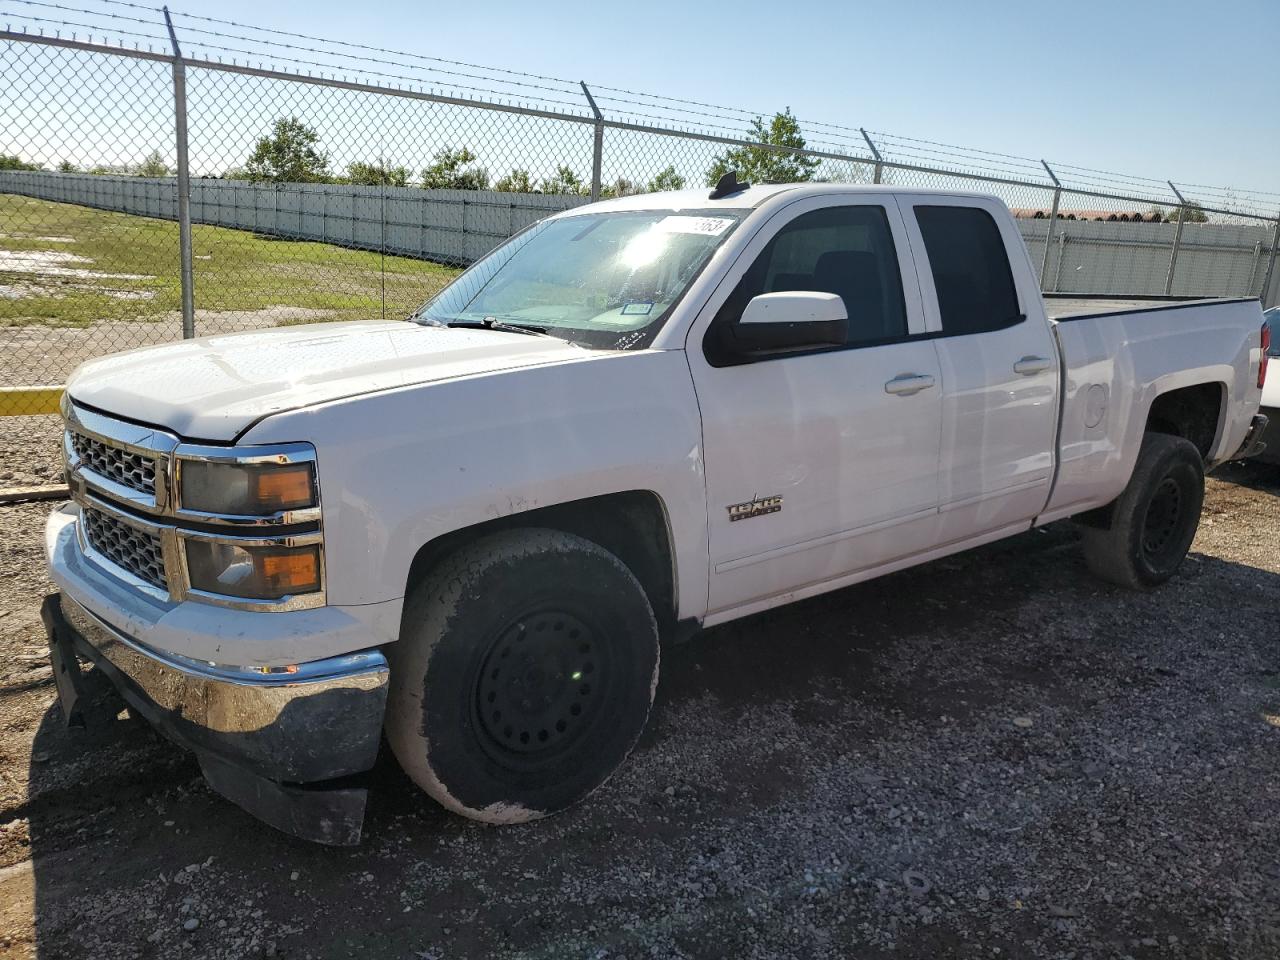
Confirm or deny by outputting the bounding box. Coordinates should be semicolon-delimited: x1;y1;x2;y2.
915;206;1021;336
707;205;908;361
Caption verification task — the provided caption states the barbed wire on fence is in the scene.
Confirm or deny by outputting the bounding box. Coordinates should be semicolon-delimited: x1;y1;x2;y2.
4;0;1279;216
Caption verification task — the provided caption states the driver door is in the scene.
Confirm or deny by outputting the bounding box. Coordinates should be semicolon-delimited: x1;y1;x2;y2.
687;196;943;619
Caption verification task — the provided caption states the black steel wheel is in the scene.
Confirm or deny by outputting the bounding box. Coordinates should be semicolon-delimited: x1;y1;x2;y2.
385;529;659;823
1141;476;1184;564
473;609;608;766
1081;432;1204;590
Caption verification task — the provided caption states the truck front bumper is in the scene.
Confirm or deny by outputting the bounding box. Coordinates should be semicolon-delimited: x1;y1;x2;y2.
43;592;388;845
43;501;399;844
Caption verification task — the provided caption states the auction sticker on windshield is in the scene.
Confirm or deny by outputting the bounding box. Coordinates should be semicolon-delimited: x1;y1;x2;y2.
654;216;735;236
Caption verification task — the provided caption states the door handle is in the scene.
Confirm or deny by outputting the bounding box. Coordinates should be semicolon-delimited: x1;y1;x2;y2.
884;373;936;396
1013;355;1053;376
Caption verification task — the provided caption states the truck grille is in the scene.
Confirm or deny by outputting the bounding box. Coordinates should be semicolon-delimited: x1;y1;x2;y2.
82;507;167;590
70;431;157;497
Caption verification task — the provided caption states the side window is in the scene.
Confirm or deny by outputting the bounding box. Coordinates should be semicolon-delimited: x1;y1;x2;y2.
707;205;909;361
914;206;1022;336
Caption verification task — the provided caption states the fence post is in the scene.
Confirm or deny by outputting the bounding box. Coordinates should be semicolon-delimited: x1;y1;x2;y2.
1261;214;1280;308
1165;180;1187;296
380;186;387;320
1039;160;1062;293
580;82;603;202
163;7;195;339
860;128;883;184
1052;231;1067;292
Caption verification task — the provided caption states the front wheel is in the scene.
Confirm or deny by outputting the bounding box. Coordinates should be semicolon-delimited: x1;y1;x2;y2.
1080;432;1205;590
385;529;660;824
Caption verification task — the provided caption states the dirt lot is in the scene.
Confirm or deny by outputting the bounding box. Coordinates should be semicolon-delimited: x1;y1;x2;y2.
0;417;62;490
0;464;1278;959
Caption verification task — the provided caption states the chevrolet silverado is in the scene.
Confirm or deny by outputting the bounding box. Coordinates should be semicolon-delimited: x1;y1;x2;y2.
43;179;1270;844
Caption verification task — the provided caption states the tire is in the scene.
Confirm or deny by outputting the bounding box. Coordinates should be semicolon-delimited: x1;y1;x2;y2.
385;528;660;824
1080;432;1205;590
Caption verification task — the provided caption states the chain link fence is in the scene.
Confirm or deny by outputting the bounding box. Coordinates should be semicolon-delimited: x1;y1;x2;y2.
2;9;1278;481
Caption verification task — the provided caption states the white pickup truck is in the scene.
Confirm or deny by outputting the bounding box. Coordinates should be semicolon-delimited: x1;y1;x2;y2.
43;179;1270;844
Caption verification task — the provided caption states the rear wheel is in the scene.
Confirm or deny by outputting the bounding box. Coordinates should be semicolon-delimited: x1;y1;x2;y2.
385;529;659;823
1080;433;1204;589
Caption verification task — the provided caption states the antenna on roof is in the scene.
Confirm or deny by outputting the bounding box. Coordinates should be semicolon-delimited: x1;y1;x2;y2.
709;170;750;200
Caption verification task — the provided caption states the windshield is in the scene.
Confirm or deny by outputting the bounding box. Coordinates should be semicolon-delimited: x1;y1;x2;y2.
412;208;747;349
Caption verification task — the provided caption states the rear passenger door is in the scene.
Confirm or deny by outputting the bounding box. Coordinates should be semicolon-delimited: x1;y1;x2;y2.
899;197;1059;540
689;197;943;618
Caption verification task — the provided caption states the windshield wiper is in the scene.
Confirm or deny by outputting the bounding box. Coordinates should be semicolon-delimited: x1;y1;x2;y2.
443;317;553;338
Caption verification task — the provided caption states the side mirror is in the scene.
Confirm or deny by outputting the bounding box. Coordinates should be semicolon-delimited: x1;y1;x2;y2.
730;291;848;354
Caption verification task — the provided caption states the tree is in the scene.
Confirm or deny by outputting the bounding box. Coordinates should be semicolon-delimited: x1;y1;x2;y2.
539;165;588;196
601;177;640;199
646;165;686;193
244;117;331;183
57;160;78;173
705;108;819;186
135;150;170;177
0;154;41;171
421;147;489;190
345;159;409;186
494;169;534;193
1179;201;1209;223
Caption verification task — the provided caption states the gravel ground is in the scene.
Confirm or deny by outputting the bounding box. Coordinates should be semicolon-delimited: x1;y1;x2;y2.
0;417;61;490
0;464;1278;959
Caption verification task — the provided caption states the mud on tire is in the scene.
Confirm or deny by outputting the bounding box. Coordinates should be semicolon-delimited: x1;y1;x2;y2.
1080;432;1205;590
384;528;660;823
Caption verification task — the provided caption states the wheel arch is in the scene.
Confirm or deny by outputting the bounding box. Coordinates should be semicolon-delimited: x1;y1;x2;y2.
1076;381;1223;531
403;490;681;638
1143;380;1227;461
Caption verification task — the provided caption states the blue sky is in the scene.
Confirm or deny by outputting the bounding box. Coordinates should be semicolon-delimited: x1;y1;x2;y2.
187;0;1279;205
4;0;1276;210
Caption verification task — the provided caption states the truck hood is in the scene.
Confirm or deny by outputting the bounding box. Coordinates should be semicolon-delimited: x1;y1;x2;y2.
66;320;587;441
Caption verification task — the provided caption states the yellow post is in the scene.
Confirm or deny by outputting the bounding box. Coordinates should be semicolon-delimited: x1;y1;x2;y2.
0;386;64;416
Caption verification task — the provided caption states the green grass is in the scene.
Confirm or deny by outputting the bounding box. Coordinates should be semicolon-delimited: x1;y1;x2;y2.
0;194;462;327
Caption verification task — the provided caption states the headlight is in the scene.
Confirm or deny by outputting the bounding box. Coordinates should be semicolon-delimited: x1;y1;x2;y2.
179;459;315;516
185;539;322;600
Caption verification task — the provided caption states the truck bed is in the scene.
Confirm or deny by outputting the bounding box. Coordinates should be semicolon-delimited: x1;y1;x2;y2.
1044;295;1259;322
1039;294;1264;527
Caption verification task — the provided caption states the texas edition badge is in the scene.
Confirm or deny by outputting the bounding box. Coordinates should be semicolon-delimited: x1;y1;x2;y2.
727;495;783;522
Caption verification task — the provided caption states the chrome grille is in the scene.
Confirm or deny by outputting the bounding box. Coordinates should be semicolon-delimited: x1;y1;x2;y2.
70;431;157;497
82;507;166;590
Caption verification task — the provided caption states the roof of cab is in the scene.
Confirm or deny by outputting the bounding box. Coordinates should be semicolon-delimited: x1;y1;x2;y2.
548;182;1005;218
556;183;797;215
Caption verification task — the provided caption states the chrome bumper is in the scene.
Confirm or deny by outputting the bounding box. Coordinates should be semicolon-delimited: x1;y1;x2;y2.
44;593;389;845
1233;413;1270;461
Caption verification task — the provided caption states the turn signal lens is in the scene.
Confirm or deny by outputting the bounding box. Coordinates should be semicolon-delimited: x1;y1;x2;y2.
180;459;315;515
185;540;321;600
258;549;320;594
252;465;314;511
